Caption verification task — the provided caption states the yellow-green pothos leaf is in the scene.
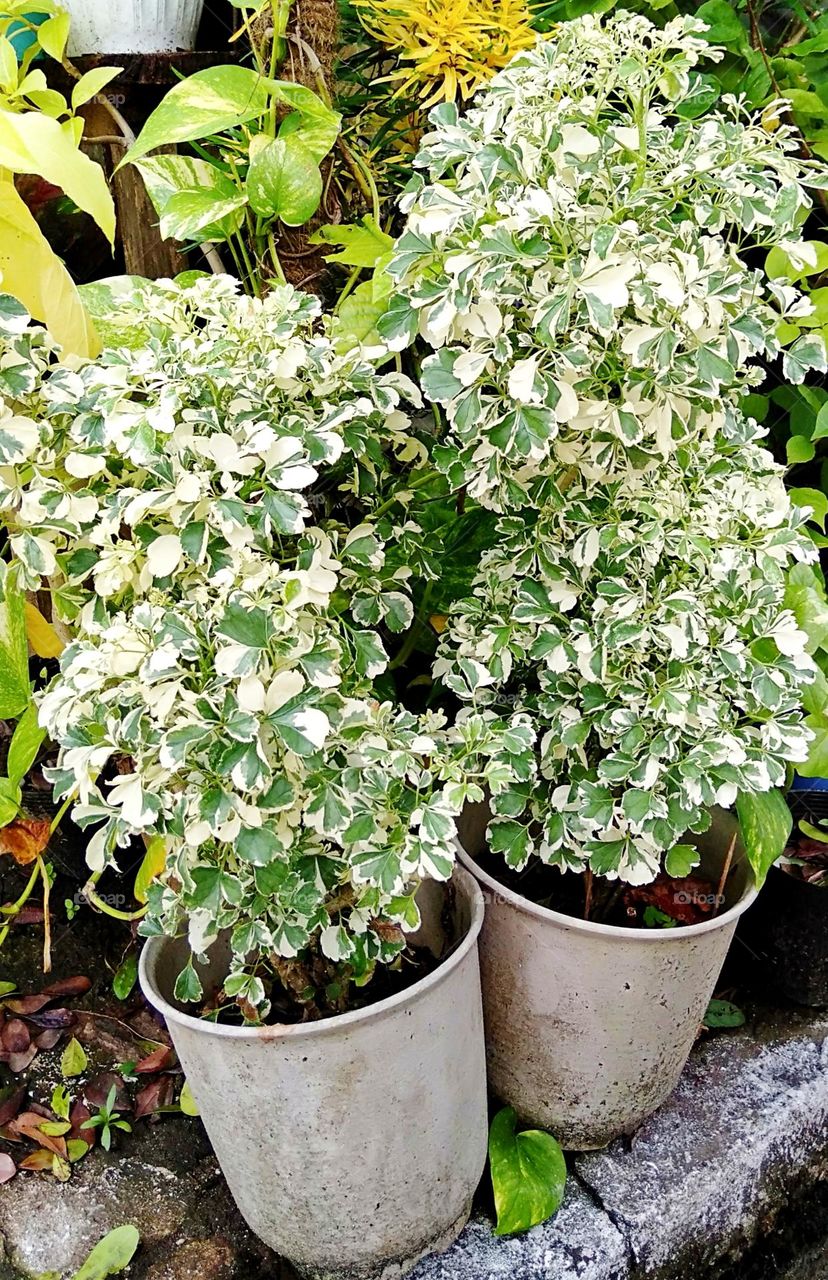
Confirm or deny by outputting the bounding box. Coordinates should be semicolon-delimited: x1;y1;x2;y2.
735;788;793;890
246;133;322;225
489;1105;567;1237
133;155;247;243
120;65;271;165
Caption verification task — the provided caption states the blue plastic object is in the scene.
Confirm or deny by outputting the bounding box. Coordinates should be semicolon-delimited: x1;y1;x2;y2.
8;12;47;61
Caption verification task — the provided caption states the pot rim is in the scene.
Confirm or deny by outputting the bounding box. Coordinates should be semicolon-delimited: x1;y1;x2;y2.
138;864;484;1041
456;842;758;942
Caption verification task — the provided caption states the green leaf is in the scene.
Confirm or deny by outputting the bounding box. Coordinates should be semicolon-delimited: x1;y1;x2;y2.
799;818;828;843
785;562;828;653
36;11;71;61
489;1106;567;1237
277;102;341;165
309;216;394;267
0;564;30;719
236;826;280;865
121;66;271;165
246;133;322;225
71;66;122;111
179;1081;199;1116
783;334;828;384
736;788;793;889
6;700;44;789
61;1037;88;1078
790;486;828;531
704;999;745;1028
50;1084;70;1121
70;1225;140;1280
174;960;203;1004
766;240;828;282
0;777;20;827
664;843;699;878
112;951;138;1001
695;0;748;47
787;434;816;464
160;188;248;244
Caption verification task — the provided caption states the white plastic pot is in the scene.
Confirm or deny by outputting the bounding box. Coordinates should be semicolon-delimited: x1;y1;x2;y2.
66;0;205;55
139;868;488;1280
458;806;757;1150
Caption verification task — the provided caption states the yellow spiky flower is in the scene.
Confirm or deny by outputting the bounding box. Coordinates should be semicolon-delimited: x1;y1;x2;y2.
354;0;538;108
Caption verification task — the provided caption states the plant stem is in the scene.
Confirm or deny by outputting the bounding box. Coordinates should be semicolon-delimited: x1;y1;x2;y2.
372;468;440;519
82;876;148;922
38;855;51;973
712;830;738;919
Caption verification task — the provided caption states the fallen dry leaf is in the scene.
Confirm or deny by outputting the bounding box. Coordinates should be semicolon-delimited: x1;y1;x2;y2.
83;1073;131;1112
3;994;50;1016
134;1076;174;1120
23;1008;75;1030
68;1098;94;1147
7;1046;37;1074
9;1112;67;1157
34;1029;61;1051
0;1152;15;1183
0;1087;26;1128
134;1045;174;1074
1;1019;30;1055
39;976;91;1000
18;1149;54;1172
0;818;51;866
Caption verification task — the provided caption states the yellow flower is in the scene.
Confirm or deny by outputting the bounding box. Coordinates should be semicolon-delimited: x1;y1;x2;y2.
355;0;538;108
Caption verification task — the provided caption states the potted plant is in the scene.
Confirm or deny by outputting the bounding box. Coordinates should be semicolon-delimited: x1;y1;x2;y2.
65;0;206;55
383;12;828;1148
0;276;517;1275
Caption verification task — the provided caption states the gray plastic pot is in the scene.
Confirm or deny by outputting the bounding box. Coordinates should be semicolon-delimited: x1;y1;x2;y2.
139;867;487;1280
457;806;757;1150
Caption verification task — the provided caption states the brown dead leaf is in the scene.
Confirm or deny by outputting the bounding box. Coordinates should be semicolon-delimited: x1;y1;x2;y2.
40;976;91;1000
0;1087;26;1127
19;1149;54;1172
0;1152;15;1183
9;1112;67;1157
83;1073;131;1112
134;1045;173;1074
0;818;51;866
1;1019;30;1055
68;1098;94;1147
3;994;50;1016
23;1008;75;1030
134;1076;174;1120
7;1046;37;1073
34;1029;61;1050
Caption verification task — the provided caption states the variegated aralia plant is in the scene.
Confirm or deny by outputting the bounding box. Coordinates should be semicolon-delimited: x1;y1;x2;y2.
0;279;522;1018
389;12;828;890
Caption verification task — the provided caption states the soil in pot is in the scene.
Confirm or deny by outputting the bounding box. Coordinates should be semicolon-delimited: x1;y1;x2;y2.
473;847;725;930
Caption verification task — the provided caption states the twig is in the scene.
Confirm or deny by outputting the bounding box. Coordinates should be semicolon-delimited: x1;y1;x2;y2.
712;830;738;919
583;867;593;920
38;856;51;973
